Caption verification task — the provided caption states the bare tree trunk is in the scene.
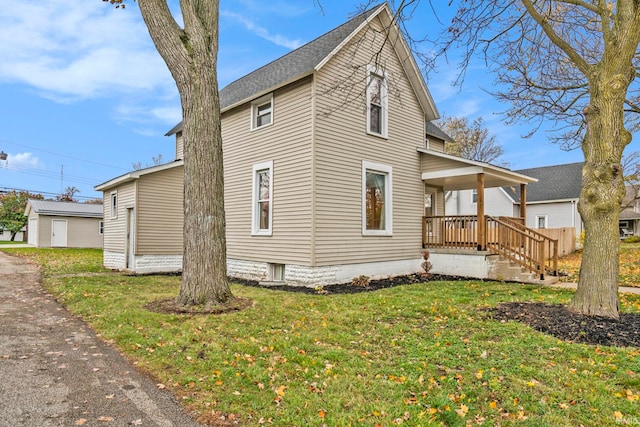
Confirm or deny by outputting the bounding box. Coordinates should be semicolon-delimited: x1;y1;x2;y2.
138;0;231;306
570;74;630;319
178;60;231;306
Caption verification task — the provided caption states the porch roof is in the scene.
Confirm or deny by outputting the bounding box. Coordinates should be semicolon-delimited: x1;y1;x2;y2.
417;148;537;191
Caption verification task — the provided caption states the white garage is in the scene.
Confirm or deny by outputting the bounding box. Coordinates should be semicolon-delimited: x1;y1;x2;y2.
24;200;103;248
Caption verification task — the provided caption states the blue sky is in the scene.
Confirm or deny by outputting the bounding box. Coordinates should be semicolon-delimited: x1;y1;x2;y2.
1;0;632;201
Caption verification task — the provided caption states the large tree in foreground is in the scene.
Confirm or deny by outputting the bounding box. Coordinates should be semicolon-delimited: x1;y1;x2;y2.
427;0;640;319
107;0;231;305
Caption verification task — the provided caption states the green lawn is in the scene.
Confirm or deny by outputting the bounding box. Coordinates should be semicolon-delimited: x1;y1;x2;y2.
3;248;640;426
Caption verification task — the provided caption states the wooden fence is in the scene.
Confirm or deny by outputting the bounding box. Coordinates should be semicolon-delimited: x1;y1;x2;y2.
537;227;576;256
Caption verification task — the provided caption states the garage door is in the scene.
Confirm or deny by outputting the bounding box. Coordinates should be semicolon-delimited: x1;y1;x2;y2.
28;218;37;246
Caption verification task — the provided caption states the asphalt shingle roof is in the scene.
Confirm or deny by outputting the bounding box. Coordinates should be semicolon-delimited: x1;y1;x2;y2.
504;162;584;202
426;121;453;142
27;200;103;218
166;4;385;136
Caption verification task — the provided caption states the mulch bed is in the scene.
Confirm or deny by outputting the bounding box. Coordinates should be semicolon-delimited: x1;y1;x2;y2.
232;273;465;295
487;302;640;348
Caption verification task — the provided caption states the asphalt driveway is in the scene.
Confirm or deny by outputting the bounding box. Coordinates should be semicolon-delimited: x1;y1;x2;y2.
0;251;203;426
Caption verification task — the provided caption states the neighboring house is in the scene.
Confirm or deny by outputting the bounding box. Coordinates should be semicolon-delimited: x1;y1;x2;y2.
447;162;584;235
24;200;104;248
0;228;25;242
620;185;640;237
97;3;547;284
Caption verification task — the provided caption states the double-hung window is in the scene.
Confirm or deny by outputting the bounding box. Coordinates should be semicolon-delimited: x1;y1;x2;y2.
252;161;273;235
362;161;392;235
110;191;118;219
251;94;273;130
367;65;388;138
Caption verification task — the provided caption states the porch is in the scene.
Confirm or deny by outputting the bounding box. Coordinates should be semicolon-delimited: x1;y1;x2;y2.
422;215;558;280
417;148;558;281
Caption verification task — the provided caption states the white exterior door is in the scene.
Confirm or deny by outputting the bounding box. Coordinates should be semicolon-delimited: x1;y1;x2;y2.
28;218;37;246
51;220;67;247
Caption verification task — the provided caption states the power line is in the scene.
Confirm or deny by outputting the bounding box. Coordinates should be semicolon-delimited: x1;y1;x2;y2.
0;136;130;171
0;186;101;201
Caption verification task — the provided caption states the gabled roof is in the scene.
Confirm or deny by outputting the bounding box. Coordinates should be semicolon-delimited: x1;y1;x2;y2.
94;160;183;192
25;200;103;218
504;162;583;203
166;2;438;136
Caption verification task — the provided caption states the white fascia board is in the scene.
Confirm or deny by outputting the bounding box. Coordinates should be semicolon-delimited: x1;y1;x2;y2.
525;198;580;205
417;148;538;184
95;160;183;191
422;166;483;180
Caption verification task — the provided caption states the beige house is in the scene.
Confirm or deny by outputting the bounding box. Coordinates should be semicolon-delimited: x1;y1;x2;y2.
24;200;103;248
96;3;556;284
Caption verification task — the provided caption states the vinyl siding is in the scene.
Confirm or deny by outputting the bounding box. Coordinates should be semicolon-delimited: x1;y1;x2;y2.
176;132;184;160
420;153;463;174
526;202;582;233
427;137;445;152
223;77;314;265
65;217;103;248
313;16;426;265
103;182;136;254
137;165;184;255
27;215;102;248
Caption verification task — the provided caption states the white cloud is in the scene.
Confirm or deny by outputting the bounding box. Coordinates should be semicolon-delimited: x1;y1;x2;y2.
221;11;302;50
0;0;174;102
4;152;43;170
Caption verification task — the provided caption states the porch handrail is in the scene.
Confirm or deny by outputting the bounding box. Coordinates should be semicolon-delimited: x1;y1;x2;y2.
486;216;558;279
497;216;559;275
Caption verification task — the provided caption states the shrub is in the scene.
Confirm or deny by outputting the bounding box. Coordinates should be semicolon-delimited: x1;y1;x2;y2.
351;275;370;287
623;235;640;244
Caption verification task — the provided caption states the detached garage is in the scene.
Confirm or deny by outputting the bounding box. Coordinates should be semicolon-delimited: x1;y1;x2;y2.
25;200;103;248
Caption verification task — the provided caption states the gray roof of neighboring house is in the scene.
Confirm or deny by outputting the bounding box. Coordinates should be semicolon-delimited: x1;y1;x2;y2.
504;162;584;203
166;3;406;136
426;121;453;142
26;200;103;218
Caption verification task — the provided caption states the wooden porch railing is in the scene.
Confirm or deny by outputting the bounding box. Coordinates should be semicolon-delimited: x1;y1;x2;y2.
422;215;558;279
485;216;558;279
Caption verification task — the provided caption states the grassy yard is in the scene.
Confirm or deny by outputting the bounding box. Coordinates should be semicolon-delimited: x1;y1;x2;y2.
558;242;640;288
3;247;640;426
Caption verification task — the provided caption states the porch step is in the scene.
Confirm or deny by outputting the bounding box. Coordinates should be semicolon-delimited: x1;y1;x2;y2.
490;258;559;285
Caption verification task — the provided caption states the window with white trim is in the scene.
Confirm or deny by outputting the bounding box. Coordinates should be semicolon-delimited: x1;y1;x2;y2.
471;189;478;204
252;161;273;235
251;94;273;130
362;161;393;235
367;65;388;138
535;215;548;229
110;191;118;219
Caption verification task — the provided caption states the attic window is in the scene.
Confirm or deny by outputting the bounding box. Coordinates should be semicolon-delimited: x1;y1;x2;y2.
367;65;387;138
252;94;273;130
